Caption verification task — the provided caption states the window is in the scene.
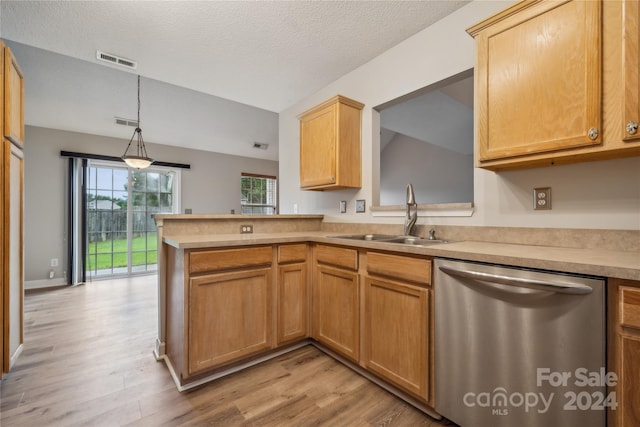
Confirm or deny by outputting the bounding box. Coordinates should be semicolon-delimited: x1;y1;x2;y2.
241;173;277;214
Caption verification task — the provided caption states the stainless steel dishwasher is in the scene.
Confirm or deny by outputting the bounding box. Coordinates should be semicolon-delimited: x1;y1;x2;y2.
434;258;607;427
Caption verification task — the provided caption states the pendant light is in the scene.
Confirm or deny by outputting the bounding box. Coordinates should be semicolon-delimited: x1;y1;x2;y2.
122;75;153;169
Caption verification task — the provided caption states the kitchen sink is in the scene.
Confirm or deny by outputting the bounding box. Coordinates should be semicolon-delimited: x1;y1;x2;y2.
382;237;452;245
327;234;400;241
328;234;453;246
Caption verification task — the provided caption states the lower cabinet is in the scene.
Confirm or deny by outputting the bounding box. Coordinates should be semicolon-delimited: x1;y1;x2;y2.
609;279;640;427
363;251;432;404
312;245;433;405
166;241;434;408
189;268;272;374
363;276;429;401
314;264;360;361
277;244;309;345
313;244;360;362
165;244;310;385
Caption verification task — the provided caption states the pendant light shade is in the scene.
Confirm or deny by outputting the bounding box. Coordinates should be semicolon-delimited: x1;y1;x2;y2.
122;75;153;169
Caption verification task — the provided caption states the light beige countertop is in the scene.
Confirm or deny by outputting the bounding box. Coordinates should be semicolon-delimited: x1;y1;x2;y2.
163;231;640;281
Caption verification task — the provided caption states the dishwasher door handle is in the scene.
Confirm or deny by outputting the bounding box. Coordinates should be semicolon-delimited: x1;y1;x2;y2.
438;265;593;295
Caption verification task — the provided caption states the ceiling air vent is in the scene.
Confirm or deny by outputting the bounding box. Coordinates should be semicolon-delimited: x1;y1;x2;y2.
115;117;139;127
253;142;269;150
97;50;137;70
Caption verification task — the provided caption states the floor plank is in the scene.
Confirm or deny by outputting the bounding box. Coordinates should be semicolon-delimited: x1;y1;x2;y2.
1;275;451;426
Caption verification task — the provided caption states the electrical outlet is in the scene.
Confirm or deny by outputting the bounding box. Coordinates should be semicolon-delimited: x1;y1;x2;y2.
51;258;59;267
533;187;552;210
356;199;366;213
240;225;253;234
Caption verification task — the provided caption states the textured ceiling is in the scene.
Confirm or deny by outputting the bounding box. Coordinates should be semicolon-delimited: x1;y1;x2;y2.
0;1;470;161
1;0;470;113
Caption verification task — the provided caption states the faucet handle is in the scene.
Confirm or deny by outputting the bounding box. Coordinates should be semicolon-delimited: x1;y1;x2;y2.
428;229;436;240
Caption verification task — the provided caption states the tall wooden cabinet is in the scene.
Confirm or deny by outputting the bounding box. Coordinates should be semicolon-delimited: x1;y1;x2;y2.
1;40;24;376
468;0;640;170
298;95;364;190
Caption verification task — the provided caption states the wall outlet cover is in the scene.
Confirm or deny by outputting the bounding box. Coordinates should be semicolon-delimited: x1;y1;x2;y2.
356;199;366;213
533;187;552;210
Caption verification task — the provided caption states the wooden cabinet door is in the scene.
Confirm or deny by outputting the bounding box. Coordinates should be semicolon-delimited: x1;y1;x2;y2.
299;95;363;190
619;334;640;427
617;285;640;427
363;277;429;401
3;46;24;147
188;268;272;374
3;141;23;373
300;103;337;188
277;262;308;344
314;264;359;361
623;1;640;143
471;0;601;162
608;281;640;427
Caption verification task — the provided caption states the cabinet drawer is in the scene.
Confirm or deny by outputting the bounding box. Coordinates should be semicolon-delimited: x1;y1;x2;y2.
189;246;272;274
278;244;307;264
620;286;640;330
315;244;358;270
366;252;431;286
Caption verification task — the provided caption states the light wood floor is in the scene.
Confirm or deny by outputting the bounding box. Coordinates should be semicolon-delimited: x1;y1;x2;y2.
0;275;451;426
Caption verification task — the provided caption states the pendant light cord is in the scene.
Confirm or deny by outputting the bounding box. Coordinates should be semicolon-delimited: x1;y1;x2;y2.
137;74;141;129
122;74;153;167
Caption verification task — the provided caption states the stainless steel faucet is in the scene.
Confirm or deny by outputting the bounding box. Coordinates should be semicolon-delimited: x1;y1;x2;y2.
404;183;417;236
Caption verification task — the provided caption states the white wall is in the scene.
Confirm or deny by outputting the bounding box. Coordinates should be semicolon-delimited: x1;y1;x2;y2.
380;133;473;205
278;0;640;231
24;126;278;284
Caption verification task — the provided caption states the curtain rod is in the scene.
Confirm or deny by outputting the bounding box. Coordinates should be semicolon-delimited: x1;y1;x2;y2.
60;151;191;169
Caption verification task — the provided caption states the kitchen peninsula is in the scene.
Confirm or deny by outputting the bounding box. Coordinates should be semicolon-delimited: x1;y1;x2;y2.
154;214;640;423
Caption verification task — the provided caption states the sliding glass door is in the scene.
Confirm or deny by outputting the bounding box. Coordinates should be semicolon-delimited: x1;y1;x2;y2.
84;162;177;278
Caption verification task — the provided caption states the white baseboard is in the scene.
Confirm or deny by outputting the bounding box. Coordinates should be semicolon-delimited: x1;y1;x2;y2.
10;344;23;369
25;278;67;290
153;339;166;360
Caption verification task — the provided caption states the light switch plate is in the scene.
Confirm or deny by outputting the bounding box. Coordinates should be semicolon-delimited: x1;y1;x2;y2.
533;187;551;210
339;200;347;213
356;199;366;213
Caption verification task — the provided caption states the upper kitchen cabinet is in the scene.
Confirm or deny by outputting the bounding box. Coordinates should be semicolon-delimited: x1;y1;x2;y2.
468;0;640;171
2;43;24;147
623;1;640;143
298;95;364;190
